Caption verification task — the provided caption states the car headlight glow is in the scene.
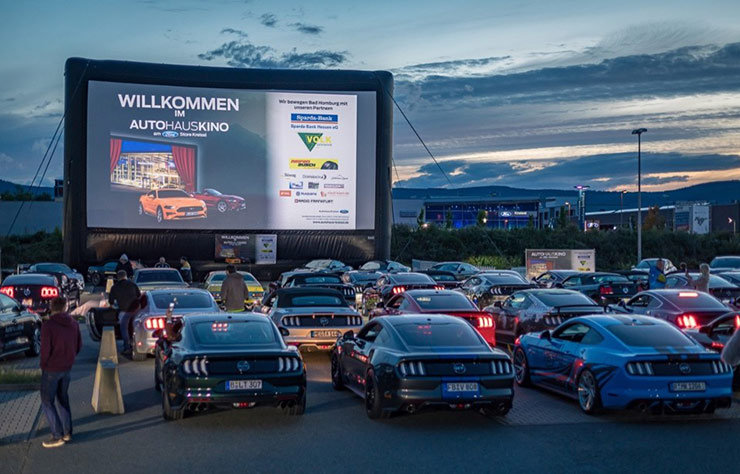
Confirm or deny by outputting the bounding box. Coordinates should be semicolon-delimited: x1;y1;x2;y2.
164;205;175;210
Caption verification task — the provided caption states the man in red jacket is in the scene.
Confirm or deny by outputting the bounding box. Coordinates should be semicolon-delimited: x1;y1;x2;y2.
40;296;82;448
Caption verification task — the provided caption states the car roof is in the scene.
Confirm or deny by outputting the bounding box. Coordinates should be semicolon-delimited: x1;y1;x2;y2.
379;313;470;327
571;313;666;328
524;288;593;297
136;268;180;273
404;289;463;296
183;312;269;324
3;273;57;284
421;270;457;276
147;288;212;296
276;287;344;297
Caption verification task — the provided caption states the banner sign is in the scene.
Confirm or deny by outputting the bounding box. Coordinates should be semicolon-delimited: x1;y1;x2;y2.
525;249;596;280
255;234;277;265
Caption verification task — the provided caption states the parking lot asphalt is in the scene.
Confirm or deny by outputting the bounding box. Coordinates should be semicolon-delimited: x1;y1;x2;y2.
2;323;740;474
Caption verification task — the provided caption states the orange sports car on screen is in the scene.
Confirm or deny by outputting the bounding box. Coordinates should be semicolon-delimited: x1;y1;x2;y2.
138;189;207;223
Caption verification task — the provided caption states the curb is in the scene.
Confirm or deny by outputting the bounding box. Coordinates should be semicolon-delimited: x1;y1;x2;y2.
0;384;40;392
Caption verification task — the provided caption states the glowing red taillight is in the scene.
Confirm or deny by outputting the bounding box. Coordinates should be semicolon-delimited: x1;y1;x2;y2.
145;317;166;330
599;286;614;296
0;287;14;299
477;316;494;328
676;314;698;329
392;286;406;295
40;286;59;298
434;285;444;291
735;315;740;329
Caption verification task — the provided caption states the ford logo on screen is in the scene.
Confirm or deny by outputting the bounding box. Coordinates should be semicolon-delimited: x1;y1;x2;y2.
340;209;349;214
162;131;179;138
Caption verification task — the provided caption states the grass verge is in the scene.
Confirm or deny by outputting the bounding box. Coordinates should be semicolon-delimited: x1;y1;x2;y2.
0;368;42;385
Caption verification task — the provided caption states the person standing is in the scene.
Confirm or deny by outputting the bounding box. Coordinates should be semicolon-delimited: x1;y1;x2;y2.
686;263;711;293
108;270;141;356
40;296;82;448
154;257;170;268
179;256;193;285
221;265;247;312
115;254;134;279
648;259;667;290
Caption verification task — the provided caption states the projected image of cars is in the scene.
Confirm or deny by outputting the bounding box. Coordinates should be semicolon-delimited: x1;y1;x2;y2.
138;189;207;223
191;188;246;213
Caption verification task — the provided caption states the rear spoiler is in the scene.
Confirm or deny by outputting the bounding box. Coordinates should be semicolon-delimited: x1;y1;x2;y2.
553;304;605;313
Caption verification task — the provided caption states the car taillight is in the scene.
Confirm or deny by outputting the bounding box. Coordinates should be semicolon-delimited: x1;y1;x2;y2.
477;316;494;328
182;356;209;376
392;286;406;294
434;285;444;291
735;315;740;329
0;287;13;299
599;286;614;296
626;361;654;375
676;314;698;329
145;317;166;330
40;286;59;298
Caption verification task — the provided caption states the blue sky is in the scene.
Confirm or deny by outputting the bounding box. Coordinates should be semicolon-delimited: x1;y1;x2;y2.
2;0;740;191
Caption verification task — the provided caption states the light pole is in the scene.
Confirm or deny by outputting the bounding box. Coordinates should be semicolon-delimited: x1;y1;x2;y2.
730;217;736;235
574;185;590;231
620;190;627;229
631;128;647;262
565;201;571;222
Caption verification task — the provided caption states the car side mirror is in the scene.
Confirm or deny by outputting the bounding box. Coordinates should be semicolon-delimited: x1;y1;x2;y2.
540;330;551;341
279;327;290;337
342;330;355;341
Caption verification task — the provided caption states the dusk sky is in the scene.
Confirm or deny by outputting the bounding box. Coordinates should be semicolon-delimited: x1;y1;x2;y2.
3;0;740;191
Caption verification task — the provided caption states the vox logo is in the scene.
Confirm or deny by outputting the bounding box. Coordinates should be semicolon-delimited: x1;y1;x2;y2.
298;133;331;151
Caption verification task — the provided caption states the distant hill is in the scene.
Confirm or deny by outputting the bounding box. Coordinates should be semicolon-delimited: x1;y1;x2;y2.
0;179;54;196
392;180;740;212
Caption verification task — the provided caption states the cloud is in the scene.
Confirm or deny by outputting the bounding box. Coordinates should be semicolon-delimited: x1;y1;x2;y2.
393;56;513;80
290;22;322;35
260;13;277;27
199;37;347;68
221;27;249;38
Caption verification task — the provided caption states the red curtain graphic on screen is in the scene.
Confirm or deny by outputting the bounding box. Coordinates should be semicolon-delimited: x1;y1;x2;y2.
109;138;122;174
171;145;196;192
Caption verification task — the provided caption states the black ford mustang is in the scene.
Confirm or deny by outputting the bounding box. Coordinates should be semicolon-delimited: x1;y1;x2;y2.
155;313;306;420
330;314;514;419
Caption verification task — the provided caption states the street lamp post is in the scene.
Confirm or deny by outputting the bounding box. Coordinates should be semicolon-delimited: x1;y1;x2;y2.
620;190;627;229
730;217;736;235
574;185;590;231
631;128;647;262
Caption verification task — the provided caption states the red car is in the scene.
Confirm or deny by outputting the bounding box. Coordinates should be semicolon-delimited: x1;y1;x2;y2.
369;289;496;345
191;188;246;213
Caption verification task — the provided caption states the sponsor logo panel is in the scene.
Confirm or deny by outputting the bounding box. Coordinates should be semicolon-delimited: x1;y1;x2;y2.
291;113;338;124
289;159;339;170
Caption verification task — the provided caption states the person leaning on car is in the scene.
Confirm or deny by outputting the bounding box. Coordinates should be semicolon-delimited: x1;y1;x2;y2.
108;270;141;356
221;265;247;312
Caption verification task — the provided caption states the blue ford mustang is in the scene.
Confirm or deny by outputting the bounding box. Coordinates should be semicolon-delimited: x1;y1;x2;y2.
513;314;734;414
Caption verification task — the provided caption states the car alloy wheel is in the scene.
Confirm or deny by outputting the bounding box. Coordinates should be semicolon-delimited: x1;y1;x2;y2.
513;347;531;387
156;207;163;223
25;327;41;357
365;371;389;419
577;369;601;415
161;383;184;421
331;354;344;390
217;200;228;213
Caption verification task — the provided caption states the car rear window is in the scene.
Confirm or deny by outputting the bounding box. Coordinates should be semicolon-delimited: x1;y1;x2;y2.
592;274;630;284
664;292;728;309
395;322;484;347
278;294;347;308
392;274;434;284
190;321;278;346
35;264;71;273
136;271;183;283
3;275;56;286
210;274;226;282
295;275;342;284
481;274;526;285
607;324;695;348
152;293;213;310
532;291;599;307
360;261;383;271
412;293;475;310
350;273;381;283
429;273;456;282
712;257;740;268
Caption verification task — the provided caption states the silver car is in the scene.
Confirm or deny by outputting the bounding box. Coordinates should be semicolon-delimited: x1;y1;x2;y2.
269;287;363;351
133;268;189;291
131;288;220;361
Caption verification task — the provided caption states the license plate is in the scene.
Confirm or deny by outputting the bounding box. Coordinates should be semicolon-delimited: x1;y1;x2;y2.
185;211;200;216
671;382;706;392
227;380;262;391
22;299;33;307
311;330;341;338
446;382;479;392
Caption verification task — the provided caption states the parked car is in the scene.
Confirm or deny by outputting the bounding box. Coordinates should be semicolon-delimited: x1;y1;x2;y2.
664;273;740;306
614;270;650;288
27;263;85;290
87;261;118;287
362;272;441;310
483;289;604;346
369;289;495;345
282;272;356;307
459;273;534;309
420;270;461;289
633;258;677;273
609;289;733;329
0;293;42;359
202;271;264;309
154;312;306;420
0;273;67;315
514;314;733;414
330;314;514;419
560;272;638;306
190;188;245;213
532;270;582;288
709;256;740;272
295;259;352;275
268;270;312;292
429;261;480;280
341;270;383;294
684;312;740;390
358;260;410;274
267;287;363;352
715;271;740;286
133;268;189;291
138;189;207;223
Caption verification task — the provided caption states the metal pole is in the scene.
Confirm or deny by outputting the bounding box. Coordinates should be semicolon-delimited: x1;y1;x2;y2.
637;133;642;262
620;192;624;229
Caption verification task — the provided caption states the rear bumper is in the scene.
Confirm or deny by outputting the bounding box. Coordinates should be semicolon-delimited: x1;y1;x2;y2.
382;376;514;412
282;327;359;350
602;375;734;410
171;374;306;409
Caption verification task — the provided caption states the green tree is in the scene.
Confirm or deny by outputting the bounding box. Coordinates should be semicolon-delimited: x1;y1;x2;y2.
445;210;453;230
